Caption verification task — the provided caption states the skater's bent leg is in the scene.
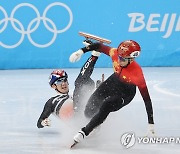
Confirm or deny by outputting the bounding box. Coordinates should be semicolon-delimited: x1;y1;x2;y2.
83;97;122;136
83;107;110;136
84;98;101;119
84;93;103;119
84;82;111;119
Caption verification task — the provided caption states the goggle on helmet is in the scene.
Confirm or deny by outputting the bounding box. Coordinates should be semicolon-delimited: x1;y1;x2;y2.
49;69;68;86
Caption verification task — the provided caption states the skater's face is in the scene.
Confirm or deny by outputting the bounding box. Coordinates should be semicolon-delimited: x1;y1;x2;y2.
118;55;134;67
52;78;69;94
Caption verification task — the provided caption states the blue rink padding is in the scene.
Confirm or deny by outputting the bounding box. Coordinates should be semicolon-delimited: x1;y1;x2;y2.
0;0;179;69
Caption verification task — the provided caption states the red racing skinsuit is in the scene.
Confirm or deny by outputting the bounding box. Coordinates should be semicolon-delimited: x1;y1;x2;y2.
83;44;154;136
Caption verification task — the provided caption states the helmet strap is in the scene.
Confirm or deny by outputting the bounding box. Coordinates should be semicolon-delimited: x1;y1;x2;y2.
122;58;133;68
128;58;131;65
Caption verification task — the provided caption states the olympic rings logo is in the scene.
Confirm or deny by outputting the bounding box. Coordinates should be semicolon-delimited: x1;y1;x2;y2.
0;2;73;48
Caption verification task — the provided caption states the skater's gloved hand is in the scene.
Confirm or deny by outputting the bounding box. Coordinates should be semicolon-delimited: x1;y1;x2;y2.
69;42;101;63
41;118;51;127
84;41;101;57
146;124;155;136
81;42;101;53
69;49;84;63
83;40;93;47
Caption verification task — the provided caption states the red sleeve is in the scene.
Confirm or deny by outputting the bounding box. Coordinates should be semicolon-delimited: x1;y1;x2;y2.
136;68;154;124
138;75;152;104
98;44;112;56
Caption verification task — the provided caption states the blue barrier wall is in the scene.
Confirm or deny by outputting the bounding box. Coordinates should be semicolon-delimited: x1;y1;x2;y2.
0;0;179;69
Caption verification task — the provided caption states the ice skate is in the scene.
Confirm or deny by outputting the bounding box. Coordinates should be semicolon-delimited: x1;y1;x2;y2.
70;130;86;148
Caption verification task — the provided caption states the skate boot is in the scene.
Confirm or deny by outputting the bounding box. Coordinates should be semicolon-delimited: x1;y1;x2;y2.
71;129;86;148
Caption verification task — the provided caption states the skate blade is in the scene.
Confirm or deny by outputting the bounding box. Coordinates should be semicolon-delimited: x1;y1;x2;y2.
70;140;78;148
79;31;111;44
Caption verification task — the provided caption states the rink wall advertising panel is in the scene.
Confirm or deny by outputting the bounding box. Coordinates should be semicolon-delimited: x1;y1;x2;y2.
0;0;179;69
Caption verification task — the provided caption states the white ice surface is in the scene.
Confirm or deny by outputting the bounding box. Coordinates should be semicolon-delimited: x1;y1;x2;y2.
0;67;180;154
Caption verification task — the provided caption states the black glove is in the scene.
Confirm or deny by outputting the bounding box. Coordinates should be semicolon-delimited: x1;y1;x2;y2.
81;42;101;53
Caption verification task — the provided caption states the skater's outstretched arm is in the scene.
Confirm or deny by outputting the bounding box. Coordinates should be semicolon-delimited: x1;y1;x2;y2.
37;97;54;128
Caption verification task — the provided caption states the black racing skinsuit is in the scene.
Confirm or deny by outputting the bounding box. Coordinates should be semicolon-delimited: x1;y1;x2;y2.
37;55;99;128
